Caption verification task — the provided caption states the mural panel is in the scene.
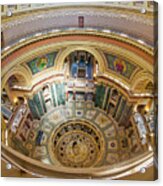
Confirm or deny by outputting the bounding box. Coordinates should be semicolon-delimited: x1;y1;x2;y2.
27;52;58;75
104;53;137;79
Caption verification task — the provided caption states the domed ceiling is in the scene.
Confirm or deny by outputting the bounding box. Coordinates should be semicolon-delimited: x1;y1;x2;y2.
1;2;158;180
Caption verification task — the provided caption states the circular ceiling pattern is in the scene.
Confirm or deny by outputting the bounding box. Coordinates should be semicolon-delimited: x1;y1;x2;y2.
51;121;105;168
1;2;157;180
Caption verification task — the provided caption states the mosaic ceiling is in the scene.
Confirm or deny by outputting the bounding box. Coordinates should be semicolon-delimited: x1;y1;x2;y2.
11;100;141;168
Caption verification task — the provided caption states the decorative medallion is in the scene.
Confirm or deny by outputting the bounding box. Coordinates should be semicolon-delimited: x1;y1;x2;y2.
50;121;105;168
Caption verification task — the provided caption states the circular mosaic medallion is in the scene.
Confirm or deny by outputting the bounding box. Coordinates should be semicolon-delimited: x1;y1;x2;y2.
50;121;105;168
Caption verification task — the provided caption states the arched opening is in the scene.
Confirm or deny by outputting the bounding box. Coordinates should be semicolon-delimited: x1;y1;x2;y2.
17;97;25;105
2;74;28;104
111;89;119;101
64;50;98;80
145;81;154;93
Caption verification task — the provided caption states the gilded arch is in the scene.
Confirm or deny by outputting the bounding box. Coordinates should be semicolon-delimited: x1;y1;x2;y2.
54;46;107;73
131;71;153;92
2;65;32;89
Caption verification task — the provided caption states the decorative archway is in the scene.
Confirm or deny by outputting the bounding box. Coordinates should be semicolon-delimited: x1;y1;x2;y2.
131;71;153;92
54;46;107;74
2;65;32;90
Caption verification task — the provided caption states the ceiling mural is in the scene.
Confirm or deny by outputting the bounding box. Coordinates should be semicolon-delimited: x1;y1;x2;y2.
104;53;137;79
1;1;157;181
27;52;58;75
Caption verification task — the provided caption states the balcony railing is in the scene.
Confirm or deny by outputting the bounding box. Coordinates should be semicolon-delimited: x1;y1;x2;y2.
1;143;154;179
